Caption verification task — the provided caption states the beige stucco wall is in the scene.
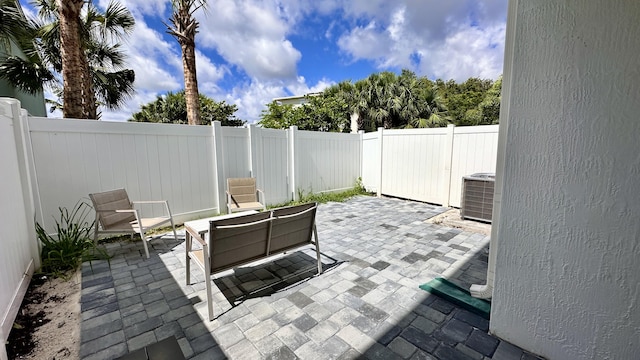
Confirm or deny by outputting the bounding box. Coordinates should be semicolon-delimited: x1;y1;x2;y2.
490;1;640;359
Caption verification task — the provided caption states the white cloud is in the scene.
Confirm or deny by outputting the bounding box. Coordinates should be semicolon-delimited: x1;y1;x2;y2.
423;24;505;81
215;76;334;124
97;0;169;19
223;81;287;123
287;76;334;96
337;21;391;61
336;1;507;81
196;0;301;81
195;49;229;94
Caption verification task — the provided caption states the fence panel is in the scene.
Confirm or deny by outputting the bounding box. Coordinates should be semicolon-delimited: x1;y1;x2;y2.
27;118;216;230
256;128;289;204
221;127;251;179
361;132;380;192
381;128;449;203
0;101;36;353
448;125;499;207
295;130;361;196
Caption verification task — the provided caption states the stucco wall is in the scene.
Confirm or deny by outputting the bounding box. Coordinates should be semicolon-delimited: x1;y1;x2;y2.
490;1;640;359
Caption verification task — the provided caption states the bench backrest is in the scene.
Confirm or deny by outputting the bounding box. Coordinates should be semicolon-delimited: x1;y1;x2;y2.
270;202;317;254
208;203;318;273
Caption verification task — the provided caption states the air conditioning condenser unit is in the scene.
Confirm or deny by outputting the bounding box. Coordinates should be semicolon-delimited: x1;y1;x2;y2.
460;173;495;223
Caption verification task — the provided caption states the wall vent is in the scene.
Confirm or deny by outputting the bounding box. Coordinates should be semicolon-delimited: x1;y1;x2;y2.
461;173;495;223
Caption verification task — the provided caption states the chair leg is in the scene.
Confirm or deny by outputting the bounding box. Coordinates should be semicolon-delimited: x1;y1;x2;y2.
204;254;214;321
185;232;191;285
314;225;322;274
141;230;150;258
170;219;178;242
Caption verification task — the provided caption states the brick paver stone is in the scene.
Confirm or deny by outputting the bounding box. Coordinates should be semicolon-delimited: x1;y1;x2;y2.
79;196;545;360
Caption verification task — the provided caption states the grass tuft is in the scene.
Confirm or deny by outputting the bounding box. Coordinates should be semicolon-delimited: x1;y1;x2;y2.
269;177;372;208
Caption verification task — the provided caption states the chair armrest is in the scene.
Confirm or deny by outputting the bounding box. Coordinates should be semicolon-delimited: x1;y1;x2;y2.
185;225;206;247
256;189;265;204
131;200;169;204
131;200;173;217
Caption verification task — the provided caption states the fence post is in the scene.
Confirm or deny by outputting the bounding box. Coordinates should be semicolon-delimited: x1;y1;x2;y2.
288;126;298;201
377;127;384;197
248;124;259;178
1;99;40;268
442;124;456;207
212;121;226;213
358;130;365;180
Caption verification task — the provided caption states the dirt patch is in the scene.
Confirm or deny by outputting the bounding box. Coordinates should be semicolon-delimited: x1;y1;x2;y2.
426;208;492;236
7;270;81;360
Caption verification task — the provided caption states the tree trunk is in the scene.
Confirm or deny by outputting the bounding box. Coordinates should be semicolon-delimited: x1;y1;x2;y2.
58;0;96;119
182;42;200;125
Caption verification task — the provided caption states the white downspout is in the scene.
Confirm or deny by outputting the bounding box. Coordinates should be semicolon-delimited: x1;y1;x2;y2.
470;0;518;299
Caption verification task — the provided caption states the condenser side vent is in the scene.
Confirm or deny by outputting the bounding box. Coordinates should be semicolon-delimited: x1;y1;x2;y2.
461;173;495;223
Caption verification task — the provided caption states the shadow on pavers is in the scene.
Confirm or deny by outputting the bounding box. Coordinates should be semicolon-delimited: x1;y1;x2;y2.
80;236;225;359
213;250;342;313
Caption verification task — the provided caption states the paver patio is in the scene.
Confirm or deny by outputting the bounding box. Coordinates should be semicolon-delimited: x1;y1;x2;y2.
79;196;542;360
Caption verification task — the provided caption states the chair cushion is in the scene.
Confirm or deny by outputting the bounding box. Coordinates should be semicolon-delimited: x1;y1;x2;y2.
229;202;264;212
89;189;136;228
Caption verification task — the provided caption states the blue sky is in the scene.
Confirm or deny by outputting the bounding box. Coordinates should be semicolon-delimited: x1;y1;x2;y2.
21;0;508;122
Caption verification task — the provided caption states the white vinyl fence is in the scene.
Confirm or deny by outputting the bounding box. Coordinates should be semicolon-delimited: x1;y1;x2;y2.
7;103;363;233
0;97;499;359
361;124;499;207
0;99;38;360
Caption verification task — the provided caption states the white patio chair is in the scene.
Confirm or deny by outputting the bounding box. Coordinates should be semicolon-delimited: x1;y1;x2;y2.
89;188;177;258
226;177;266;214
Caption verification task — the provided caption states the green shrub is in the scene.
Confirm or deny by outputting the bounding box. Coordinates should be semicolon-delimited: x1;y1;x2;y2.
36;201;108;276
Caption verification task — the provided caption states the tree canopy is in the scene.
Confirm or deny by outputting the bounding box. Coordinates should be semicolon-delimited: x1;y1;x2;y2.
259;92;351;132
259;70;501;132
129;90;245;126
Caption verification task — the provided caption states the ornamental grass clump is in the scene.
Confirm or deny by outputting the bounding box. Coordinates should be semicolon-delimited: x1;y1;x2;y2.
35;201;108;276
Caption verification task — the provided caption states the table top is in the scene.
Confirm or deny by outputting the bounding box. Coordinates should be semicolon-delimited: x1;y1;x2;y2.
184;210;259;233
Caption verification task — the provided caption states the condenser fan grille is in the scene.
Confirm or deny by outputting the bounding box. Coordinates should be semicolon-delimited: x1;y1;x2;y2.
461;173;495;223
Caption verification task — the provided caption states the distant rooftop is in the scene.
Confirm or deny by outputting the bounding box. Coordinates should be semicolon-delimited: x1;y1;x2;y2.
272;92;322;105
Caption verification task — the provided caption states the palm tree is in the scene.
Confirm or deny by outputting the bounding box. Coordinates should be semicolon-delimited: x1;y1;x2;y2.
57;0;95;118
0;0;135;118
166;0;206;125
406;86;450;128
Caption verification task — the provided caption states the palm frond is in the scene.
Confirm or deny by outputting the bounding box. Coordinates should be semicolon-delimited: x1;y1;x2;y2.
0;56;54;93
93;68;135;109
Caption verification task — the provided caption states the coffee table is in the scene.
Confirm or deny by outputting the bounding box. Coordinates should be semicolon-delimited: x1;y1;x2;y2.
184;210;258;241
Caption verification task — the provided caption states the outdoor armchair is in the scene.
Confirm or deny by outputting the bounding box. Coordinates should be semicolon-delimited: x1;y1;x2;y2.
89;188;178;258
226;177;266;214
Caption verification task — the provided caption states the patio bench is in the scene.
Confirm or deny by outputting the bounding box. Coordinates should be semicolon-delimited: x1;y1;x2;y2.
185;202;322;320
